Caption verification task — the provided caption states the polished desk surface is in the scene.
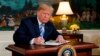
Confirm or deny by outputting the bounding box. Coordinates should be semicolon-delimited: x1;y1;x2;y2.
6;42;98;56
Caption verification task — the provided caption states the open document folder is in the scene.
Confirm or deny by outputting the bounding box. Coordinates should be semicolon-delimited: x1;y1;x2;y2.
44;40;70;45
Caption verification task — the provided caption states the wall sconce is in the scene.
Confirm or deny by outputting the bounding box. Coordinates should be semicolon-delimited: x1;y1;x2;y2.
56;1;73;33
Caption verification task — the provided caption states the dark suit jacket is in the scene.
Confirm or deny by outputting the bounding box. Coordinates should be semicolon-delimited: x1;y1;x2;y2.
13;16;60;44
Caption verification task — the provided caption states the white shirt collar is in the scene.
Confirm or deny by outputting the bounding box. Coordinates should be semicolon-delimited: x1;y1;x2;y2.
37;17;45;26
37;17;42;25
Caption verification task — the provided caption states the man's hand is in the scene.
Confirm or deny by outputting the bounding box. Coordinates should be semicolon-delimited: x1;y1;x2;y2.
56;35;66;43
34;36;45;45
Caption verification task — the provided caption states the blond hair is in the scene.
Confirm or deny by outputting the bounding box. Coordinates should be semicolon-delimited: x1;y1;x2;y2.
38;4;54;13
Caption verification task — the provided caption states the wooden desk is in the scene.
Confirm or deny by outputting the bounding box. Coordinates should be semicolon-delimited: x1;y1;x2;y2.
6;42;98;56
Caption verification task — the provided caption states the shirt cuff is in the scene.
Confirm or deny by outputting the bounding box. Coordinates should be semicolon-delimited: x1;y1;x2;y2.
30;38;35;44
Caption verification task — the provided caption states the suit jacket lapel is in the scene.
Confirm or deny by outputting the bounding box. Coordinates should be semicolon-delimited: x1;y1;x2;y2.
44;24;51;39
34;24;40;35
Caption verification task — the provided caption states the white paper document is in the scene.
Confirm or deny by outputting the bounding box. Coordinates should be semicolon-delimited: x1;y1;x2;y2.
44;40;70;46
44;40;62;45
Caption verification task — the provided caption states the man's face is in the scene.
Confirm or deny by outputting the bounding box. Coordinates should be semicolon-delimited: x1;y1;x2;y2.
37;9;52;23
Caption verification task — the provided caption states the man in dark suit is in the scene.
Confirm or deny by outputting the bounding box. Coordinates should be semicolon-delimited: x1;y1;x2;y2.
13;4;66;45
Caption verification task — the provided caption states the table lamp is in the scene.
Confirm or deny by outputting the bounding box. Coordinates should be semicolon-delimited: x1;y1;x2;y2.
56;1;73;33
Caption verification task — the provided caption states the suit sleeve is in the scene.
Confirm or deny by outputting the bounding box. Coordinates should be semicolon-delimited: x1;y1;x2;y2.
49;22;61;40
13;20;34;44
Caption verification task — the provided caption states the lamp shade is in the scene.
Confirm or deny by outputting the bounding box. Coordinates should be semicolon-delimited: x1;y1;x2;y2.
56;1;73;15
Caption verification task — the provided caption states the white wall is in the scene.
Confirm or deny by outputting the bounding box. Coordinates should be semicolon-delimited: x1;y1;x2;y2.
0;30;100;56
0;31;14;56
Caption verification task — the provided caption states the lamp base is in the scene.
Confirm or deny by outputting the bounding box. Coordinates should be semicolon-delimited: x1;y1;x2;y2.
62;27;67;33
